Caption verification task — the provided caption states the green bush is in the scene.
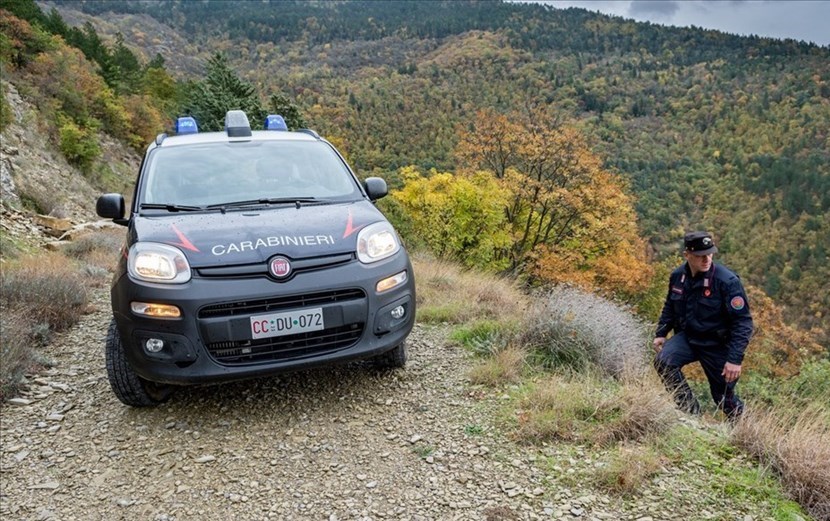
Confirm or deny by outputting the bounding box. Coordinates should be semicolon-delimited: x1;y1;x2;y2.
58;117;101;170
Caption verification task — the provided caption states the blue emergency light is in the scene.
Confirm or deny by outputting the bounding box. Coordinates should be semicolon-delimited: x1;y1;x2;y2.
175;116;199;135
264;114;288;131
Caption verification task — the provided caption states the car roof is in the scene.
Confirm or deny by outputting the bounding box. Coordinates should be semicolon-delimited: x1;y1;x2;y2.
155;130;320;148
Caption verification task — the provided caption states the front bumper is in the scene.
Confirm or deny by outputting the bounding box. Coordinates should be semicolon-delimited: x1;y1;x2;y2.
111;252;415;385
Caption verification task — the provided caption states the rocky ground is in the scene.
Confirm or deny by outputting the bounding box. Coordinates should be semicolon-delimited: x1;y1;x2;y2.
0;285;789;521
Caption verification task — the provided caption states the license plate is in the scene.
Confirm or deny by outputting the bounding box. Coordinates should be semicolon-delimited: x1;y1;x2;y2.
250;307;324;340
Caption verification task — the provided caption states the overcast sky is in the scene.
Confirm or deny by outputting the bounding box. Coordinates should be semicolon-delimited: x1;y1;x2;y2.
528;1;830;47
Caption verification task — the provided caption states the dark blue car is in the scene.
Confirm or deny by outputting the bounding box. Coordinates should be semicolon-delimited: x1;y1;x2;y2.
96;111;415;406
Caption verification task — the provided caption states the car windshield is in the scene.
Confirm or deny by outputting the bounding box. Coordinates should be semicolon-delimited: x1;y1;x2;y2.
140;140;361;207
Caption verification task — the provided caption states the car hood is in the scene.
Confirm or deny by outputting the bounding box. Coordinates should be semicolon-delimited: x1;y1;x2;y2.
132;201;386;267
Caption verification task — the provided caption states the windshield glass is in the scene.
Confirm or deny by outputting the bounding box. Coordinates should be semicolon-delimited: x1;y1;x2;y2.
140;140;360;206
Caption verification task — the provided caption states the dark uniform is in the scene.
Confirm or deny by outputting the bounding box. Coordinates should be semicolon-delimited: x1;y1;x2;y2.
654;232;754;417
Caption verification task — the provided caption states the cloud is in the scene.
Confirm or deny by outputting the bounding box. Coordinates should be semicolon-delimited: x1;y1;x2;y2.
628;0;680;20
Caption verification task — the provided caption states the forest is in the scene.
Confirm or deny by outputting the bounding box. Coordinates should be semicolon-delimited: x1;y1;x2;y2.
3;0;828;345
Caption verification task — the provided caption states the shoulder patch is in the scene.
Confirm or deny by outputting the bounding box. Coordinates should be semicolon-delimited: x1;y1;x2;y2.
730;296;745;310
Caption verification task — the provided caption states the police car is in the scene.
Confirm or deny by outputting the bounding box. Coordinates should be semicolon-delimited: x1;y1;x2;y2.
96;110;415;406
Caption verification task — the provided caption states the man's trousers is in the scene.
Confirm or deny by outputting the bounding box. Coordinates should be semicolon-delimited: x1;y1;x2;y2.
653;332;744;417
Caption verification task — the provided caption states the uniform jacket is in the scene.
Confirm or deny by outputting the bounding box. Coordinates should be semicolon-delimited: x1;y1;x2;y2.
656;262;754;364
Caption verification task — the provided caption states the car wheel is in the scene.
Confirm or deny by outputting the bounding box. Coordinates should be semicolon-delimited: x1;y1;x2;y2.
373;341;407;369
105;319;173;406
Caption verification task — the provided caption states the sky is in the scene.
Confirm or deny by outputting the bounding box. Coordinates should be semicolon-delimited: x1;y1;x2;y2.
527;1;830;47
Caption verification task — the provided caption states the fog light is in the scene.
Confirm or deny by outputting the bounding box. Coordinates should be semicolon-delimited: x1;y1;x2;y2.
390;305;405;320
376;270;407;293
145;338;164;353
131;301;181;318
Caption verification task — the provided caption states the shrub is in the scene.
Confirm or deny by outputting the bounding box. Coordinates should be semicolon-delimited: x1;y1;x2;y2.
58;116;101;170
518;285;650;376
0;253;88;331
732;405;830;520
0;310;33;400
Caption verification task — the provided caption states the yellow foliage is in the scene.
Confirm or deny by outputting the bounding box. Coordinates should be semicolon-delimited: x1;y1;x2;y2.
456;108;651;297
392;166;511;270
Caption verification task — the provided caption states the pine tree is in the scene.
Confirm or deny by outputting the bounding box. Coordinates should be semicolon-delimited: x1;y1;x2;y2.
187;53;265;131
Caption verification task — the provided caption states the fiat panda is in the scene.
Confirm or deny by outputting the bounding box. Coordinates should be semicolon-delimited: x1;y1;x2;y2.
96;110;415;406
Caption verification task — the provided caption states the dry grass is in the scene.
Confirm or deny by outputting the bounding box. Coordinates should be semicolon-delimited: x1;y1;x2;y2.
593;443;663;496
732;404;830;520
515;370;675;447
467;345;526;387
0;252;89;400
412;253;528;324
62;229;123;285
1;253;89;330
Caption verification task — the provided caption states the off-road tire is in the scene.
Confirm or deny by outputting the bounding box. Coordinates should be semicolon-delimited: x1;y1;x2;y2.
372;341;407;369
105;319;173;407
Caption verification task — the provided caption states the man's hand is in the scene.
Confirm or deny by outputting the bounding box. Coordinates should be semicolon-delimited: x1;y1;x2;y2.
653;337;666;353
722;362;742;383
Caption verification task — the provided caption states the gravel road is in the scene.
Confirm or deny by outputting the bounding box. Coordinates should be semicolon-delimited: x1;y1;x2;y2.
1;287;569;521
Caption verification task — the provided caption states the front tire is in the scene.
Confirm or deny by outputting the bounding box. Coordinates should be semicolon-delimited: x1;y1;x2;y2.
105;319;172;406
372;341;407;369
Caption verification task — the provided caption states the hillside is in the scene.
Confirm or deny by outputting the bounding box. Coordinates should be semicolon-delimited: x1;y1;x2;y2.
43;0;830;343
2;4;829;518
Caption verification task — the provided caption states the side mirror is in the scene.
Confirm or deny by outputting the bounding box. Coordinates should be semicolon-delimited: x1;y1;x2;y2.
96;193;128;225
363;177;388;201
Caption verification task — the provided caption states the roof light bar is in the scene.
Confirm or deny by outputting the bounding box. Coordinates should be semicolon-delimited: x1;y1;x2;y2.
175;116;198;135
225;110;252;138
265;114;288;131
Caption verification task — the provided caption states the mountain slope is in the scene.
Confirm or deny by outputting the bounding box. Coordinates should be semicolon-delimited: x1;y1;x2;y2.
46;0;830;341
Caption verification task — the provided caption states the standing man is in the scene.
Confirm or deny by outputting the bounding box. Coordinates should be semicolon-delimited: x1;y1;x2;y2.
653;231;754;418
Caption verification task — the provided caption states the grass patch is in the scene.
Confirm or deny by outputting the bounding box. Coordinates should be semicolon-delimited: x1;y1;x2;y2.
650;424;808;517
593;443;662;496
513;370;675;447
464;424;484;436
467;345;526;387
412;444;435;459
413;254;528;325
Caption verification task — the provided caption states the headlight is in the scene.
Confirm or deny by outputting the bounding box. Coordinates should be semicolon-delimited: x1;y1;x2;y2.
357;222;400;264
128;242;191;284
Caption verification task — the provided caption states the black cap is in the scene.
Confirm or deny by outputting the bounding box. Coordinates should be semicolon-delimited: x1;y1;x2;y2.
684;231;718;255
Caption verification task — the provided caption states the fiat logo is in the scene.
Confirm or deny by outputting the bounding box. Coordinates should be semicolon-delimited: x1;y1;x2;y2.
269;256;292;279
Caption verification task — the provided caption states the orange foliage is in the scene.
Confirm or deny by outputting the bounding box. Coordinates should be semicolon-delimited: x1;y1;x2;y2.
456;108;651;297
742;286;824;378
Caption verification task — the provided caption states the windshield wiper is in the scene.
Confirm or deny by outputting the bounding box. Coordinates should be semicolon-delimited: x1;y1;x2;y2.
206;197;322;209
140;203;205;212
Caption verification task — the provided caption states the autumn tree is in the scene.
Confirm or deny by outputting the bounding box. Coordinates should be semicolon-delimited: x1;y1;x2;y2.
391;166;511;270
456;108;651;297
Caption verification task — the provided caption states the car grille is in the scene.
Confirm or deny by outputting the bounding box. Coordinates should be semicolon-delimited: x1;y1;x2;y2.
198;289;366;319
206;323;363;365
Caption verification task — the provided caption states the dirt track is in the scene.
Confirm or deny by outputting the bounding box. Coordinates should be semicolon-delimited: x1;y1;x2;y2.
1;288;560;521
